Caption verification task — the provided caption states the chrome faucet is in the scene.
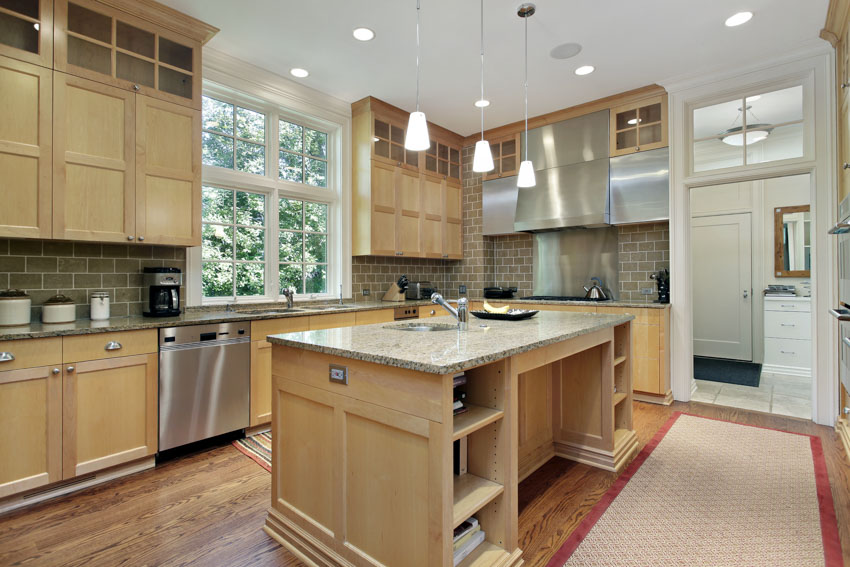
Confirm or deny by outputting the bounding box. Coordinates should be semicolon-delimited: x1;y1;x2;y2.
282;288;294;309
431;293;468;331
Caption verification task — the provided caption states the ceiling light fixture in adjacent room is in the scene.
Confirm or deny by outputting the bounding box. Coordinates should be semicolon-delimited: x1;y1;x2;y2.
725;11;753;27
574;65;595;76
720;105;772;146
404;0;430;151
517;3;536;188
472;0;494;173
474;99;490;108
352;27;375;41
290;68;309;78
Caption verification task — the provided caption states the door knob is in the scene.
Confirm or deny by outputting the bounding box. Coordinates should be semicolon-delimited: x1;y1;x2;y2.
743;290;749;298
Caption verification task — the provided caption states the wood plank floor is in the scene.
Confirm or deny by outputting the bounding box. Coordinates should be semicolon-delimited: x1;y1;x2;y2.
0;401;847;567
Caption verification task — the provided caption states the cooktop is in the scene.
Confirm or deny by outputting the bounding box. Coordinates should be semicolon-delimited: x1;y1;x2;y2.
521;295;612;302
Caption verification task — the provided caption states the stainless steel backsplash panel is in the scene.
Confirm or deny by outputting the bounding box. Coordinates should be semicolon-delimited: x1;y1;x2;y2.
532;227;620;298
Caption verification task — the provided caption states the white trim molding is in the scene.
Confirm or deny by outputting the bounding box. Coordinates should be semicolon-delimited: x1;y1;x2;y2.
662;46;838;426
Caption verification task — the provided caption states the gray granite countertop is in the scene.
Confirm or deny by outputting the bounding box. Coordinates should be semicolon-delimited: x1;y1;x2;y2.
267;311;634;375
505;298;669;309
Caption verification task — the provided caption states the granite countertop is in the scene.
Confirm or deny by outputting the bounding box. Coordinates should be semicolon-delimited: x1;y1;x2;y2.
507;298;670;309
267;310;634;375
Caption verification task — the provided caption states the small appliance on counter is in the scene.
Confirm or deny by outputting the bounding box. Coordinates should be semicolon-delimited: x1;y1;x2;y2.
764;284;796;297
650;268;670;304
583;277;609;300
0;289;31;327
483;286;517;299
143;267;182;317
405;281;436;300
383;274;408;302
42;294;75;324
90;291;110;320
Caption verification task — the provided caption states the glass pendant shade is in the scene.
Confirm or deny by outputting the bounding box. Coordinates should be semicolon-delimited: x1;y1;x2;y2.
721;126;771;147
517;160;536;187
405;111;430;151
472;140;495;172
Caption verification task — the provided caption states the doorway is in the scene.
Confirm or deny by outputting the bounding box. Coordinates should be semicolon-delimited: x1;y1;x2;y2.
689;174;813;419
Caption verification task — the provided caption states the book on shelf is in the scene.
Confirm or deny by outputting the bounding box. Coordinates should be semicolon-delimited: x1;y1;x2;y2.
453;438;468;475
453;517;479;542
453;529;485;566
453;524;481;552
453;373;467;388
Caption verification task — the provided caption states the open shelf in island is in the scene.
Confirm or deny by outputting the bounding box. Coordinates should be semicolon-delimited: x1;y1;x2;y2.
453;405;504;441
453;474;504;528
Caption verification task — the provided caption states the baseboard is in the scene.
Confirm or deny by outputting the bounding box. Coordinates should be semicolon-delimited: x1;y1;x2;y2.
836;417;850;463
633;390;673;405
518;442;555;483
553;430;638;473
0;457;155;515
246;423;271;437
761;364;811;378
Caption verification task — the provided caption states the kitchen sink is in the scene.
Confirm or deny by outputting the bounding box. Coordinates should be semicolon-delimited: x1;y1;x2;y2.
300;305;353;311
386;323;457;332
238;308;305;315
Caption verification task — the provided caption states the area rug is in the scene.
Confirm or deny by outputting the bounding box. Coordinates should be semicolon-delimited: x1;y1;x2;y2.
232;431;271;472
694;356;762;387
546;412;842;567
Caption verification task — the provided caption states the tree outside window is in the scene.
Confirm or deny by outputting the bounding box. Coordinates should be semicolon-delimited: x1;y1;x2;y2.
202;96;266;175
279;198;328;294
279;120;328;187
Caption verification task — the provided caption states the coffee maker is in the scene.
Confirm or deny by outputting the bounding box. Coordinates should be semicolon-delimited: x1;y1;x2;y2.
650;268;670;304
143;267;182;317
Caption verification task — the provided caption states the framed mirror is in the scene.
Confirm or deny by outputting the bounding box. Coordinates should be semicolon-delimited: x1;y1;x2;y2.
774;205;811;277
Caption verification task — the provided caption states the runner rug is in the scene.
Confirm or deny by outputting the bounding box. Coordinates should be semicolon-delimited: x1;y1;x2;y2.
546;412;842;567
232;431;271;472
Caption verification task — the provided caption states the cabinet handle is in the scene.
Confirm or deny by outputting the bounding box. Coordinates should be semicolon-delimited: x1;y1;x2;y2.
127;235;135;241
138;236;145;241
779;350;796;355
66;366;75;373
780;304;795;308
105;341;123;351
52;368;60;375
133;84;140;91
842;83;849;89
0;352;14;362
844;163;850;170
780;323;796;327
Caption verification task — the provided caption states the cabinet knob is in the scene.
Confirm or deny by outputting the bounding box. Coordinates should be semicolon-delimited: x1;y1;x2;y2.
842;82;849;89
127;235;135;241
52;368;60;375
133;84;140;91
138;236;145;241
843;163;850;170
430;309;436;315
66;366;75;373
635;146;640;151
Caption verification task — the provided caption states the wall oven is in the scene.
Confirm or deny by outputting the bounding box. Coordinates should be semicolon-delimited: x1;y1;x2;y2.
829;195;850;393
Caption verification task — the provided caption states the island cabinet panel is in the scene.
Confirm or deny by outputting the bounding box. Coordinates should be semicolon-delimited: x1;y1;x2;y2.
517;364;554;481
353;308;394;326
0;56;53;239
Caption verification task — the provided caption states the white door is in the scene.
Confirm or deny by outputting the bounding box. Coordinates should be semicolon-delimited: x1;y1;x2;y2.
692;213;753;360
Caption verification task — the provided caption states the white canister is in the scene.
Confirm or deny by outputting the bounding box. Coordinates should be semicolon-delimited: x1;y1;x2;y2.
90;291;110;321
0;289;32;326
42;294;76;324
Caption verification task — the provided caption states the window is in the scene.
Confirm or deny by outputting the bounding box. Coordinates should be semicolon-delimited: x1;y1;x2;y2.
692;85;804;173
201;186;266;297
279;120;328;187
202;96;266;174
279;198;328;294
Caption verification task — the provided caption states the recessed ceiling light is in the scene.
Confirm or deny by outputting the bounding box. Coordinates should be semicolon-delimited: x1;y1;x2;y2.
474;99;490;108
353;27;375;41
290;68;309;78
725;11;753;27
575;65;595;76
746;95;761;102
550;42;582;60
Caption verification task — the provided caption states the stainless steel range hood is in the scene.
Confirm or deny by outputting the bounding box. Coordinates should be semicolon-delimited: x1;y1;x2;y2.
513;110;610;232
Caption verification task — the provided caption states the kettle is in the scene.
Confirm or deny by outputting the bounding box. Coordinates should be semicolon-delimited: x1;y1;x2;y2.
583;277;609;300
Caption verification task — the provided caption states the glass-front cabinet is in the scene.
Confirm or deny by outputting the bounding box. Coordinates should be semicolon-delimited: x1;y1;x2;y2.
0;0;53;67
372;115;419;171
610;95;667;156
483;133;519;181
54;0;200;109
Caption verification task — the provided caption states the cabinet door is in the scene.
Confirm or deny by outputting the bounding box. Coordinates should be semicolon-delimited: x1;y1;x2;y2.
483;134;519;181
62;353;157;478
610;95;668;156
370;161;397;256
54;0;200;109
421;175;444;258
839;93;850;203
250;340;272;426
0;0;53;68
53;72;136;242
0;55;52;238
136;95;201;246
0;365;62;498
443;181;462;259
397;168;421;257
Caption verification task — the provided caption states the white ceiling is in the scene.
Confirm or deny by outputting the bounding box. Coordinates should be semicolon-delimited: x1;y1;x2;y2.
160;0;829;137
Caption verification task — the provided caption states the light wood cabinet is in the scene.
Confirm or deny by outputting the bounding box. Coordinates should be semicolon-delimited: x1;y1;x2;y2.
609;94;668;156
424;137;461;183
0;0;53;68
444;179;463;259
483;133;520;181
54;0;203;109
0;55;53;239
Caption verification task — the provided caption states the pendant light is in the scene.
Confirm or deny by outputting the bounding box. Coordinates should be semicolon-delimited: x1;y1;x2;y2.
517;3;536;188
472;0;494;173
405;0;430;151
720;104;772;147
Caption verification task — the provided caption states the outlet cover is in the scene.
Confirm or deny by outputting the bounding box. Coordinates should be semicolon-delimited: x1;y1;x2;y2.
458;285;467;295
362;288;370;296
640;288;654;295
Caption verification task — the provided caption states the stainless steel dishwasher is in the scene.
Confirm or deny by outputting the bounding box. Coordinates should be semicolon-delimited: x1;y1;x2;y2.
158;322;250;451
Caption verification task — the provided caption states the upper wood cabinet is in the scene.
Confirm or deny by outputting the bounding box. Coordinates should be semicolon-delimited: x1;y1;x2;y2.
483;133;520;181
351;96;464;259
609;94;668;156
0;0;53;68
54;0;202;109
0;55;53;239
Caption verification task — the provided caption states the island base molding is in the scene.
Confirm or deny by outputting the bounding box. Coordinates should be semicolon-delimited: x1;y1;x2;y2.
633;390;674;405
554;431;639;473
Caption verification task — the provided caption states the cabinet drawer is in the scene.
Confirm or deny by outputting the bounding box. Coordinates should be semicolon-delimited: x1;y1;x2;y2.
354;309;395;326
764;311;811;340
764;338;812;370
63;330;157;362
309;312;356;330
0;337;62;371
764;299;810;313
252;316;310;340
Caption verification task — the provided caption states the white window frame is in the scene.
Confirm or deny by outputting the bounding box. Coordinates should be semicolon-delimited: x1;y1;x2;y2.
188;74;350;306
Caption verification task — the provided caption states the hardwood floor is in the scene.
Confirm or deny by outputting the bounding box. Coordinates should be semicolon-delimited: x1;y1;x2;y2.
0;401;847;566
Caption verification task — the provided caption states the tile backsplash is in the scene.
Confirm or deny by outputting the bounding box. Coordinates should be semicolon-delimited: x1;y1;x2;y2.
617;222;669;302
0;239;186;319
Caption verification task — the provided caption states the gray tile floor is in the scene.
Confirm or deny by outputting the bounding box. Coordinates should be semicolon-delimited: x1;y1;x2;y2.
692;372;811;419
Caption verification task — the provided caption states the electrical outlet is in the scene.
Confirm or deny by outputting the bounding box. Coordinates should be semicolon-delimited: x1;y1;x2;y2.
458;285;467;295
362;288;370;296
640;288;654;295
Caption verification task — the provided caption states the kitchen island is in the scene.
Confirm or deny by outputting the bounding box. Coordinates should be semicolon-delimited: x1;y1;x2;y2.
264;311;636;567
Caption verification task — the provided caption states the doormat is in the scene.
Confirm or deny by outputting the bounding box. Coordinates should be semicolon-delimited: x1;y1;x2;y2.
232;431;271;472
546;413;842;567
694;356;762;387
